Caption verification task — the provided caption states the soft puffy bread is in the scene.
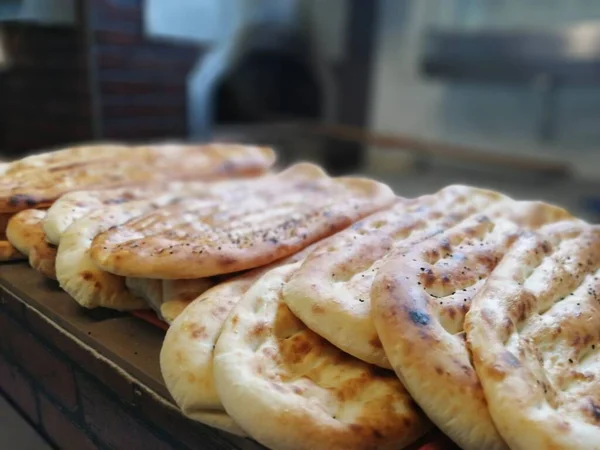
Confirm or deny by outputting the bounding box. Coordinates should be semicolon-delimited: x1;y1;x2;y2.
126;277;215;324
371;201;575;450
465;222;600;450
0;143;275;213
55;200;164;310
161;244;317;418
283;185;505;368
43;185;175;245
6;209;47;256
5;209;57;277
213;262;431;450
90;163;396;279
29;238;57;279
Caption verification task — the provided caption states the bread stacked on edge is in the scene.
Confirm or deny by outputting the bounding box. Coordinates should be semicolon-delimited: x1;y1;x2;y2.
3;142;598;450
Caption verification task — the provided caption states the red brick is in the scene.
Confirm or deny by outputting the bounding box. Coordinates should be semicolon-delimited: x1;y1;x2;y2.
9;320;77;410
76;372;173;450
0;355;38;423
24;307;135;403
39;394;98;450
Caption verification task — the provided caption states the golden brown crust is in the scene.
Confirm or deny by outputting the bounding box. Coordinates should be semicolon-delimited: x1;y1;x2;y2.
466;223;600;450
6;209;48;256
0;240;24;261
29;239;57;279
90;163;396;279
371;201;575;450
213;263;431;450
0;143;275;213
282;185;506;368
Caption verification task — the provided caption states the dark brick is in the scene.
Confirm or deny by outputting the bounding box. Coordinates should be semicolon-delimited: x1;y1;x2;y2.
0;355;38;423
9;319;77;410
136;386;255;450
77;372;172;450
0;287;25;319
24;306;135;403
0;312;13;356
39;394;98;450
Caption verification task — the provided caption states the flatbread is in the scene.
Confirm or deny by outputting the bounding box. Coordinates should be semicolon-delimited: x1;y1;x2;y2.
55;200;162;311
161;245;317;418
126;277;215;324
1;143;275;213
213;262;431;450
5;209;57;277
43;182;210;246
5;209;47;256
371;201;575;450
283;185;506;368
465;222;600;450
29;238;58;280
90;163;396;279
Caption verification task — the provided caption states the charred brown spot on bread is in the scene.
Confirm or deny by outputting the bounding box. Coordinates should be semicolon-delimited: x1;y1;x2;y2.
230;315;239;326
435;366;444;375
186;373;196;383
94;281;102;289
286;335;312;363
589;401;600;422
369;336;383;349
81;271;93;281
408;310;430;326
189;325;207;339
250;321;268;338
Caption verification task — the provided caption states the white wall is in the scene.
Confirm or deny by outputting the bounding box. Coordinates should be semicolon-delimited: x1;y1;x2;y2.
368;0;600;179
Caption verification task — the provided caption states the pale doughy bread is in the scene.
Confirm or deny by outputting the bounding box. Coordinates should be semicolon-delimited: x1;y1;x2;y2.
465;222;600;450
213;262;431;450
6;209;47;256
90;163;396;279
161;245;317;418
55;200;162;310
371;201;575;450
126;277;215;324
283;185;505;368
0;143;275;213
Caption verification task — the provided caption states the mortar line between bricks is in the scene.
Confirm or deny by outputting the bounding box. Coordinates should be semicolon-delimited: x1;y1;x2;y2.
37;389;109;450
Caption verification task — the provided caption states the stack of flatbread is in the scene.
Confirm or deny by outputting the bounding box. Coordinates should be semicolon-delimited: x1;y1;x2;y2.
3;142;599;450
162;185;600;450
1;142;275;263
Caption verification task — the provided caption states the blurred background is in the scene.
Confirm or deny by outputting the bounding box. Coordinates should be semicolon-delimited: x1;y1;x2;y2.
0;0;599;221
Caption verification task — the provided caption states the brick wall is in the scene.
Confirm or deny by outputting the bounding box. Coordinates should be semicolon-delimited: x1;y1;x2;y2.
87;0;201;141
0;286;257;450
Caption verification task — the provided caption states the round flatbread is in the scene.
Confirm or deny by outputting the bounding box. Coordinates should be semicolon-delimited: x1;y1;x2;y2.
90;163;396;279
371;201;575;450
6;209;47;256
160;245;317;418
465;222;600;450
213;262;431;450
283;185;505;368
